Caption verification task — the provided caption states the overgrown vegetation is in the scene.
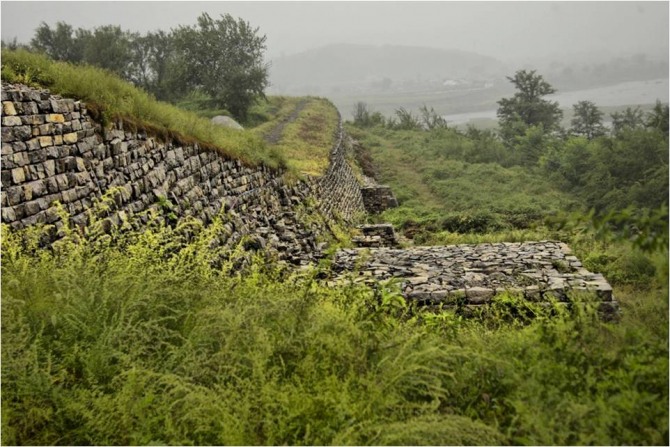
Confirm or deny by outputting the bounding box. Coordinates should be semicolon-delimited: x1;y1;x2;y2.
347;70;668;238
2;209;667;445
1;42;667;445
346;123;577;235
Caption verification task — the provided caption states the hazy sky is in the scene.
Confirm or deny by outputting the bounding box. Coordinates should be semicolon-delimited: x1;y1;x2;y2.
1;1;668;64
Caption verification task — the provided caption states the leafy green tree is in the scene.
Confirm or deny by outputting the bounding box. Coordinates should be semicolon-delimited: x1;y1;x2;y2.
570;100;605;139
1;38;29;51
497;70;563;143
30;21;85;62
80;25;134;78
512;124;561;166
352;102;385;127
610;107;645;135
172;13;269;119
127;31;189;102
645;100;669;137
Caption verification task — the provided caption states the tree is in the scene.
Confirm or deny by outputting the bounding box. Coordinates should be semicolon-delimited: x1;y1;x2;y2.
31;21;85;62
645;100;669;137
172;13;269;120
80;25;134;78
1;38;29;51
610;107;645;135
570;100;605;139
497;70;563;143
127;30;189;102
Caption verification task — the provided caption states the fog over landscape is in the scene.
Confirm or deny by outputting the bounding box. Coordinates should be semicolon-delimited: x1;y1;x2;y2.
2;1;668;120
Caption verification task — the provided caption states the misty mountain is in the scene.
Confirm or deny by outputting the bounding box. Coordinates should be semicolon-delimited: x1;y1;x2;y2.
267;43;508;96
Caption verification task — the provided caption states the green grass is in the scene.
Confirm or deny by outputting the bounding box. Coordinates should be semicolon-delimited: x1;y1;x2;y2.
1;212;667;445
1;49;283;168
266;97;339;176
242;95;339;176
347;124;578;237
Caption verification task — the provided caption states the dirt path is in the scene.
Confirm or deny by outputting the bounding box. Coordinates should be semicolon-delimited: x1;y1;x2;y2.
263;99;309;145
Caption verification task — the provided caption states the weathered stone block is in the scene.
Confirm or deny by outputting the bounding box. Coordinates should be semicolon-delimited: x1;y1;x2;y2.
24;180;46;200
38;136;53;147
1;169;11;185
1;126;14;142
13;126;32;141
11;167;25;184
1;206;16;222
2;101;17;115
63;132;78;144
6;186;24;205
1;142;13;156
46;113;65;123
28;150;46;164
24;200;42;216
466;287;494;304
2;116;22;126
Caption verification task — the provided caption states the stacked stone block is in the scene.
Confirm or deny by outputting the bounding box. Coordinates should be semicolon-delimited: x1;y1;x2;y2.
333;241;618;318
360;185;398;214
2;84;98;230
0;83;355;264
314;117;367;222
353;223;399;247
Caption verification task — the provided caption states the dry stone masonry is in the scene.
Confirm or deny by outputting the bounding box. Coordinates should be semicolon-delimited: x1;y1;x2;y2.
0;82;366;264
360;185;398;214
353;223;399;248
334;241;618;316
1;82;616;316
313;119;367;221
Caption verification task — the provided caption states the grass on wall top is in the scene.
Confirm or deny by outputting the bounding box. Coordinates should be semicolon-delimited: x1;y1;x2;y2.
256;96;340;176
1;49;285;169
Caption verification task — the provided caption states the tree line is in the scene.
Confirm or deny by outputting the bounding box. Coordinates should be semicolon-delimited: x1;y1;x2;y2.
2;13;269;120
351;69;668;215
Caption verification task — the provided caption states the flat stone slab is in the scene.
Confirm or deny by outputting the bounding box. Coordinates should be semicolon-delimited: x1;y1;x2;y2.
333;241;615;306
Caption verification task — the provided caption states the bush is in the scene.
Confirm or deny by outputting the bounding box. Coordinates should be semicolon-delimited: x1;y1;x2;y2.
2;209;667;445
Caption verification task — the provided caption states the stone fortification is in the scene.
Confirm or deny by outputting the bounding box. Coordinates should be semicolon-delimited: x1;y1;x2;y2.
1;83;616;314
353;223;399;248
314;119;366;221
0;83;366;263
360;185;398;214
334;241;618;316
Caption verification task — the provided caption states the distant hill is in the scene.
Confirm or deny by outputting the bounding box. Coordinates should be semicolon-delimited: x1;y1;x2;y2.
268;43;509;96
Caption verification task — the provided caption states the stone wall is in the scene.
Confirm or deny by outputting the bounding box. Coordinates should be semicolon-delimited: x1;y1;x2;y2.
1;83;616;318
0;82;366;263
360;185;398;214
313;117;366;221
352;223;399;248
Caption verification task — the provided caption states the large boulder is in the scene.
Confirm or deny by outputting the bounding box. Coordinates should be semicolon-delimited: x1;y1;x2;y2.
211;115;244;130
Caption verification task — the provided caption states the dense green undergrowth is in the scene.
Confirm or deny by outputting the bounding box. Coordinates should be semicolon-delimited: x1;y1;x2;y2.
2;213;667;445
347;124;577;234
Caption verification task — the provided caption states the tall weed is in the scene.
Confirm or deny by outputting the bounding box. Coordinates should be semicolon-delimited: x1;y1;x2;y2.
1;213;667;445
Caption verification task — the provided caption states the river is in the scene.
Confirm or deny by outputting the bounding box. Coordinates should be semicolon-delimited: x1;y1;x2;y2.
442;78;669;125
